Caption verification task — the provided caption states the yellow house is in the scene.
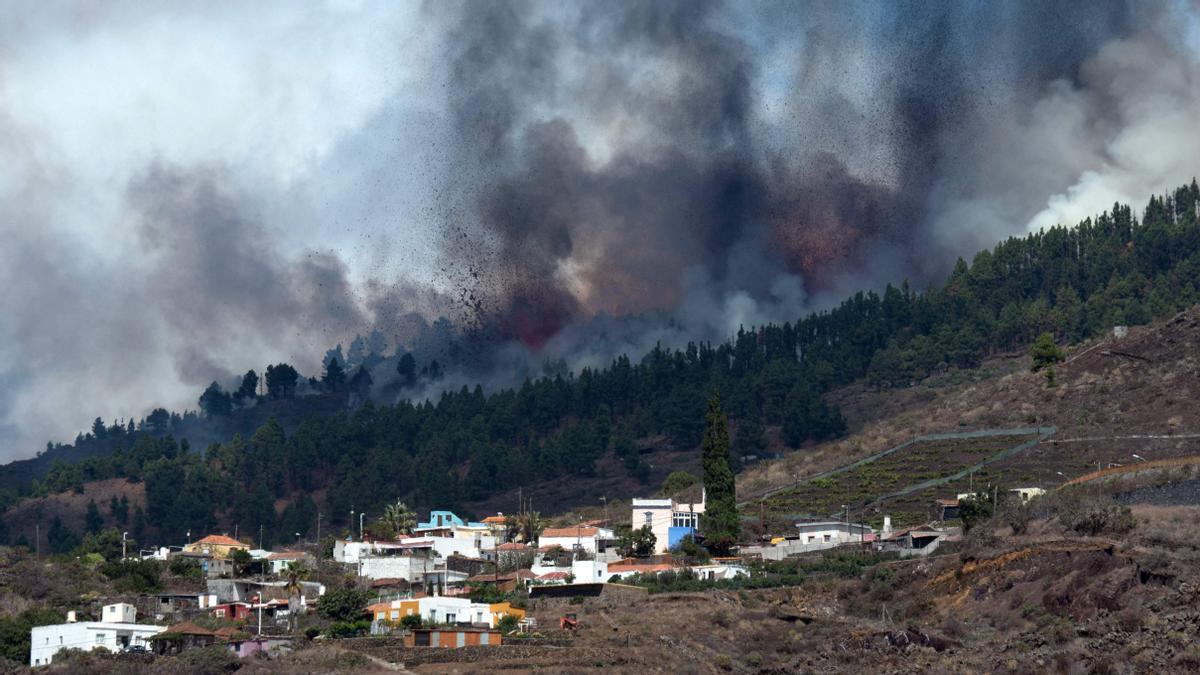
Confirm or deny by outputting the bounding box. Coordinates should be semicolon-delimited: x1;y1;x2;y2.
183;534;249;559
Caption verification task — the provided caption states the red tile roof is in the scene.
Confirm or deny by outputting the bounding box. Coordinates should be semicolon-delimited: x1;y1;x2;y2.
496;542;531;551
266;550;308;560
194;534;247;547
159;621;215;636
537;572;570;581
481;515;508;524
608;563;678;574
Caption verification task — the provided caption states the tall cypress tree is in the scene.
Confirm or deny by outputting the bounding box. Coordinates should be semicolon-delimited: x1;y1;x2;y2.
700;392;739;554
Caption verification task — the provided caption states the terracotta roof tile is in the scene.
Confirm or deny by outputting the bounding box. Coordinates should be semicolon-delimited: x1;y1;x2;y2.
160;621;215;636
194;534;247;547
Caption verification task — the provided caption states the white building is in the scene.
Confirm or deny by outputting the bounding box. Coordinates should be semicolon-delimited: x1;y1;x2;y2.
335;536;494;565
366;596;521;628
537;526;615;557
30;604;164;667
741;521;876;560
793;521;874;548
530;557;610;583
631;497;705;554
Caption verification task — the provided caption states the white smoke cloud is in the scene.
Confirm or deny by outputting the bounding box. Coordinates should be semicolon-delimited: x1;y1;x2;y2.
1025;5;1200;232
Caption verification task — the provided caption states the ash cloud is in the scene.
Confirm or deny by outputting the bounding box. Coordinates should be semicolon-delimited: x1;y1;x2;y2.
2;0;1199;460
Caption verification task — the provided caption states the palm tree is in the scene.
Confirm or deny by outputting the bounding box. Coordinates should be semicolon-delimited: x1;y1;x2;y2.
506;510;544;543
283;561;310;633
380;501;417;536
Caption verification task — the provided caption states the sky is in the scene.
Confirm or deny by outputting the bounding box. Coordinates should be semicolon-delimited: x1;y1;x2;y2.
1;0;1199;461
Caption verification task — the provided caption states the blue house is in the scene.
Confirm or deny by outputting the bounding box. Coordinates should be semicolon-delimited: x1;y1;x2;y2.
416;511;487;534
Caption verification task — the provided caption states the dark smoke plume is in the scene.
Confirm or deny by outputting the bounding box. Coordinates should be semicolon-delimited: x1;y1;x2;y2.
3;0;1198;458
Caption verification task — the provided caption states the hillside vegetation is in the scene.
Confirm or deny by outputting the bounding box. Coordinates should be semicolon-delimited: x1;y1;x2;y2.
2;181;1200;551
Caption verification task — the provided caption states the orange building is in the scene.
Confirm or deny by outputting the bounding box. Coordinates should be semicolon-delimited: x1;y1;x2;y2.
404;627;501;647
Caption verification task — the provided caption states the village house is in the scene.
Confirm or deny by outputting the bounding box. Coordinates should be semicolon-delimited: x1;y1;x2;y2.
416;511;492;542
530;552;610;583
183;534;250;559
150;621;218;656
30;604;164;668
334;538;485;585
266;550;313;575
142;593;219;621
740;520;877;560
206;578;326;609
365;596;524;628
480;514;509;540
537;525;616;558
631;496;705;554
210;602;253;621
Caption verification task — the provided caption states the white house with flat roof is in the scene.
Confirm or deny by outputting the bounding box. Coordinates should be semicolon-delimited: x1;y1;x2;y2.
30;604;164;667
631;496;705;554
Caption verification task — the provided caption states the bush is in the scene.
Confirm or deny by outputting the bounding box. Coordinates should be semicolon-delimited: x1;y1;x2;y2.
99;559;162;593
1002;499;1034;535
317;587;370;622
304;627;321;640
1058;496;1136;536
496;614;519;634
169;556;203;579
328;619;372;638
400;614;422;630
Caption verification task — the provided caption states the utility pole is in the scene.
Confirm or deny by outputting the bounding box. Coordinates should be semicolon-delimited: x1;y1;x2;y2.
360;512;366;541
122;531;129;560
316;512;322;547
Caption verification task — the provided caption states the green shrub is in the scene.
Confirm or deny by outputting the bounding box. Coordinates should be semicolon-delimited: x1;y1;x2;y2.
176;644;239;670
317;587;370;622
496;614;519;634
400;614;422;630
328;619;372;638
99;559;162;593
169;556;203;579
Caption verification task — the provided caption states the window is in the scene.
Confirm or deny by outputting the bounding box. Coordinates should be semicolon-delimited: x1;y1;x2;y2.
807;535;815;543
823;534;831;542
96;632;105;644
671;512;698;528
446;613;456;624
391;610;399;620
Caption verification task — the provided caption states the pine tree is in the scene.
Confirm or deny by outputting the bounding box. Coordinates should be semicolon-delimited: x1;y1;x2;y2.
700;393;739;554
85;499;103;534
1030;332;1065;372
322;358;347;393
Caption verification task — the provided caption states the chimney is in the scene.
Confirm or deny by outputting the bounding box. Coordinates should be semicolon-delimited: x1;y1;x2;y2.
883;516;892;535
66;611;76;623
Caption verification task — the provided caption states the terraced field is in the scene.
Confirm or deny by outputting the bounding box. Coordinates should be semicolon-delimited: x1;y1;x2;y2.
760;432;1044;527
